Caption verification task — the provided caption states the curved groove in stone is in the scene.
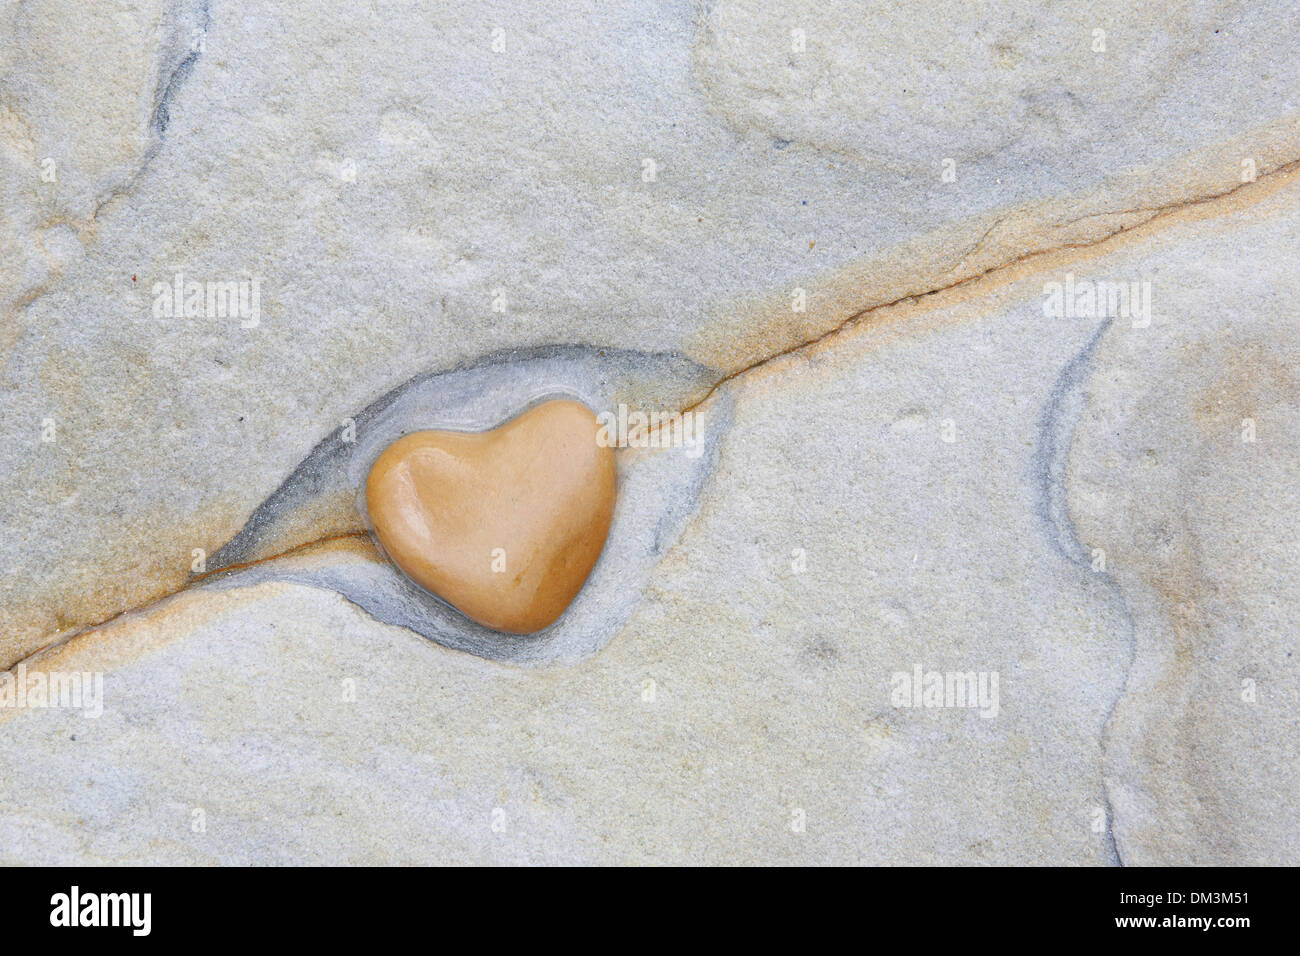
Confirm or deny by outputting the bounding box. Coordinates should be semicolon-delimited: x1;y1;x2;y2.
201;345;729;664
148;0;211;140
1032;316;1111;567
1029;314;1136;867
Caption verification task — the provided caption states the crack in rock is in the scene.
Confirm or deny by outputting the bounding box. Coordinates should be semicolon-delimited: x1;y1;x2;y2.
200;345;730;665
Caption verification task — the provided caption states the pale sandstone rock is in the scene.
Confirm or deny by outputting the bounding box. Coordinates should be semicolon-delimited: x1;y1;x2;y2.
0;0;208;315
4;181;1297;863
4;0;1300;660
2;0;1299;864
1063;189;1300;865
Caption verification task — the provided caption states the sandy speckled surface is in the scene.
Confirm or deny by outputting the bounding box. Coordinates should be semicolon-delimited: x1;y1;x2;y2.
2;0;1298;864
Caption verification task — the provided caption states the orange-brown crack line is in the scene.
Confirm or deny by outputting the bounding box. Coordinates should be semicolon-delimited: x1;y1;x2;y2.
10;154;1300;665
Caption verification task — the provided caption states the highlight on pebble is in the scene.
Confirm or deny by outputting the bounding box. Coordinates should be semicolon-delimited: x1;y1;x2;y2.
364;400;616;634
1;0;1294;913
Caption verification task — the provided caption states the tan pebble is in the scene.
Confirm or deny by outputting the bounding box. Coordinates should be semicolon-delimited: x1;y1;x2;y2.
365;399;616;634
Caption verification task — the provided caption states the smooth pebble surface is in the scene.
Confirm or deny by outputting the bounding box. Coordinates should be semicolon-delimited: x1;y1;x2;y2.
364;400;616;634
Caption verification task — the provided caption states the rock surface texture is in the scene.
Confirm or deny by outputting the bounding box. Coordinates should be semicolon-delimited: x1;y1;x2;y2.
1;0;1297;864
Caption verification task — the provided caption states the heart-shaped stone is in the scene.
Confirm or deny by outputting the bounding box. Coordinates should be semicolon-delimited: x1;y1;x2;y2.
364;399;616;634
